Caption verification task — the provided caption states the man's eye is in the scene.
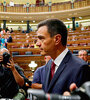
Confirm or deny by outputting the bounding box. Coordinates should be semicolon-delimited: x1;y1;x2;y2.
39;37;45;40
39;38;44;42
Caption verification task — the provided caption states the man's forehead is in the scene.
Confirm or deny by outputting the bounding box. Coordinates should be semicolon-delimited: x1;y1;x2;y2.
37;33;50;39
37;26;48;33
36;30;50;37
36;26;50;38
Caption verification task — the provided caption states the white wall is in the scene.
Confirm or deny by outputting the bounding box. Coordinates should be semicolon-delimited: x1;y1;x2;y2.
1;19;90;30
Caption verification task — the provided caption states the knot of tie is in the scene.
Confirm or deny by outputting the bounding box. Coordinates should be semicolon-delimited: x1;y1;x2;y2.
50;61;55;81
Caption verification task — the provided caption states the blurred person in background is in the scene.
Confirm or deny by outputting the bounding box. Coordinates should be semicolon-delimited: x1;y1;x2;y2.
78;50;90;65
1;35;6;48
0;48;28;99
31;56;51;89
10;28;14;33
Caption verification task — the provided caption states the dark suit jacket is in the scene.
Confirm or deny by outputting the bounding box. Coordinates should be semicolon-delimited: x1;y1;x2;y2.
32;65;46;85
7;36;12;43
42;51;90;94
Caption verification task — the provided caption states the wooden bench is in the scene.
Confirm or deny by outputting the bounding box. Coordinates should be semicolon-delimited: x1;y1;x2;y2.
68;36;90;41
12;38;34;43
68;32;90;36
68;46;90;52
7;43;32;49
13;55;45;70
67;40;90;46
9;48;40;55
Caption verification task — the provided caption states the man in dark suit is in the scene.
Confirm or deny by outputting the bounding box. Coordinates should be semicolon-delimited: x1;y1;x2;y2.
78;50;90;66
36;19;90;94
7;35;12;43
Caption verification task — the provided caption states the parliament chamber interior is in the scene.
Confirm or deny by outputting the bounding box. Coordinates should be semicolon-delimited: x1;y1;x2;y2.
0;0;90;79
0;0;90;99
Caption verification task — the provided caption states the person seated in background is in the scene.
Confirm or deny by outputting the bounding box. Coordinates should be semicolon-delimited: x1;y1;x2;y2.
22;29;25;33
78;50;90;65
18;26;21;32
6;27;9;32
1;35;6;48
33;40;39;48
30;40;39;48
27;40;39;48
0;48;28;99
31;56;51;89
27;44;31;48
1;29;5;35
20;44;26;48
7;35;12;43
10;28;14;33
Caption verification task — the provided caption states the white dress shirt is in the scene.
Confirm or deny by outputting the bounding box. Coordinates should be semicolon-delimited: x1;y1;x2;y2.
53;48;68;73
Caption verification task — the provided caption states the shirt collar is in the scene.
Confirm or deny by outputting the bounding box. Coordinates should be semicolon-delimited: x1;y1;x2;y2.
54;48;68;66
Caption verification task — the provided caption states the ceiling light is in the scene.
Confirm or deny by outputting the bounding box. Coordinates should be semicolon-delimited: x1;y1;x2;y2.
67;18;70;20
79;17;82;19
28;61;37;72
33;20;35;23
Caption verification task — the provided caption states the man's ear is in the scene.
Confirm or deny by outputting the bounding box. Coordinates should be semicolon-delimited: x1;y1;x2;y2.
54;34;61;45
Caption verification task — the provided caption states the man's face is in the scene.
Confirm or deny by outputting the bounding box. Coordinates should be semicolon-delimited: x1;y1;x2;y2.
0;49;10;63
78;51;88;62
36;26;55;56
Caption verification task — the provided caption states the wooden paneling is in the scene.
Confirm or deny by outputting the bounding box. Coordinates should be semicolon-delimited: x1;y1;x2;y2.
13;55;45;70
9;48;40;55
0;5;3;12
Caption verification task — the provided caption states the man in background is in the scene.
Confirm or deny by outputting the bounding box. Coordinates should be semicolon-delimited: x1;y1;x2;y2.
31;56;51;89
78;50;90;65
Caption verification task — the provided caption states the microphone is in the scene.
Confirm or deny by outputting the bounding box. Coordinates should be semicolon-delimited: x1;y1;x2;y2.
27;81;90;100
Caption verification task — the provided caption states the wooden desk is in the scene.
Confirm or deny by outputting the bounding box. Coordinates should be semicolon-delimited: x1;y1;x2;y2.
9;48;40;55
13;55;45;70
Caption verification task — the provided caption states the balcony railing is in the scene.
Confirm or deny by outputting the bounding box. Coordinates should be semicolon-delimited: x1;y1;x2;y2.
0;0;90;13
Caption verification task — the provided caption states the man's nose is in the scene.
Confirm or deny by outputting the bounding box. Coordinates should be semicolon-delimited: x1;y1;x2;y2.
36;40;41;47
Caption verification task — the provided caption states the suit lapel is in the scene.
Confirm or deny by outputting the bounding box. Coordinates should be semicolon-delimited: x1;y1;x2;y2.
44;59;52;92
47;51;71;92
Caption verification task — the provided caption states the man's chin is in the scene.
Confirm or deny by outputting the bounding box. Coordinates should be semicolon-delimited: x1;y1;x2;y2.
40;52;47;56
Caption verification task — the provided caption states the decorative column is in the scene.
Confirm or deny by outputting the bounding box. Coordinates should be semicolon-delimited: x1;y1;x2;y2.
72;17;76;31
27;20;30;33
26;2;29;13
3;20;6;31
71;0;76;30
71;0;74;9
3;0;6;12
48;0;52;12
